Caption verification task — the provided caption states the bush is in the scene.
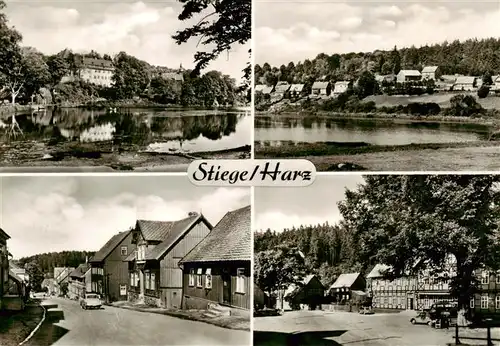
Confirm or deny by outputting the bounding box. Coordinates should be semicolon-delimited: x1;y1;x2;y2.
477;86;490;99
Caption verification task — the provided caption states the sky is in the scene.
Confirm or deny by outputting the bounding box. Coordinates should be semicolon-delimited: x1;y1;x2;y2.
4;0;249;83
0;176;250;258
255;0;500;66
254;174;365;232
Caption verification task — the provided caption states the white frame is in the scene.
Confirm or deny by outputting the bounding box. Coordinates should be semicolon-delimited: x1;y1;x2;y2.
189;269;195;287
196;268;203;288
481;295;489;309
205;268;212;289
121;246;128;256
236;268;245;294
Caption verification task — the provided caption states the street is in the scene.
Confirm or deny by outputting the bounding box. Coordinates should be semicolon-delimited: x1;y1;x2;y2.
254;310;499;346
32;297;249;346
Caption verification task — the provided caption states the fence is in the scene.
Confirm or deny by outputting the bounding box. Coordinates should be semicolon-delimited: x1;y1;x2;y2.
453;323;500;346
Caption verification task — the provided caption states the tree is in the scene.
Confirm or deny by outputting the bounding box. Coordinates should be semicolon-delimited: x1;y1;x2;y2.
60;282;69;297
355;71;379;99
338;175;500;317
254;245;306;309
25;260;44;292
448;94;483;117
112;52;149;99
47;54;70;85
477;85;490;99
172;0;251;78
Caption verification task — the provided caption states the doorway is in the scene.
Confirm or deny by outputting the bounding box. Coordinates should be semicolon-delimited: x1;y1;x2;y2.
222;271;231;305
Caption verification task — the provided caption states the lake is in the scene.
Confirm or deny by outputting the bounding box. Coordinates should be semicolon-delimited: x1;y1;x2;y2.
254;116;490;146
0;108;251;155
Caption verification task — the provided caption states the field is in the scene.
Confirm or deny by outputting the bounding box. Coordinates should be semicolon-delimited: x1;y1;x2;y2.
364;92;500;110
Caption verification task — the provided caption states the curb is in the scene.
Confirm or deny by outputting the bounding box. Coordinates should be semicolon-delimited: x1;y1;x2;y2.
111;304;250;332
18;303;46;346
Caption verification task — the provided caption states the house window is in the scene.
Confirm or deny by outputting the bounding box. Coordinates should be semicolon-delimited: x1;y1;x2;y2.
196;268;203;288
130;272;134;286
145;273;150;290
189;269;195;287
236;268;245;294
121;246;128;256
496;272;500;284
481;295;489;309
482;272;489;285
138;245;146;261
205;268;212;289
496;296;500;310
151;273;156;290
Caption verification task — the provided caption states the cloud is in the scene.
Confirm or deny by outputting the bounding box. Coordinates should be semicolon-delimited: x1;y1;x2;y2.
255;2;500;65
5;1;249;82
1;178;250;258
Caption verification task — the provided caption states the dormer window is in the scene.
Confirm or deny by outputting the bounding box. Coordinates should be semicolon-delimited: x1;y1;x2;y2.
137;244;146;261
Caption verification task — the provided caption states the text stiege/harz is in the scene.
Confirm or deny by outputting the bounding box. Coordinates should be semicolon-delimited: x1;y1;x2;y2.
188;160;316;186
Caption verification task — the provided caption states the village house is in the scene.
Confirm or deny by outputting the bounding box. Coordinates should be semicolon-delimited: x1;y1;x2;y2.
53;267;74;296
0;228;11;310
475;77;484;88
375;74;395;85
68;261;91;300
126;212;213;309
468;268;500;319
289;84;305;98
89;230;133;302
278;274;325;311
61;56;115;87
179;205;251;311
453;76;476;91
328;273;366;304
4;264;27;311
396;70;422;83
332;81;350;96
311;81;330;97
41;278;56;295
272;81;291;100
9;263;29;284
421;66;440;80
492;75;500;91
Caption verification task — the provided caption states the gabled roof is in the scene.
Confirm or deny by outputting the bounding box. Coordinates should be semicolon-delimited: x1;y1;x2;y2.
290;84;304;92
54;267;74;284
9;270;24;283
179;205;251;263
312;81;329;89
274;83;291;93
330;273;361;289
454;76;475;84
284;274;324;298
137;220;179;242
145;214;212;261
367;264;392;278
70;263;90;279
398;70;421;76
261;86;274;94
422;66;439;73
0;228;11;241
90;230;131;263
493;75;500;83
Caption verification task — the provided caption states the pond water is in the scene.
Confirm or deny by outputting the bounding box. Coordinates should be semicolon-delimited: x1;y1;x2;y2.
0;108;251;154
254;116;489;146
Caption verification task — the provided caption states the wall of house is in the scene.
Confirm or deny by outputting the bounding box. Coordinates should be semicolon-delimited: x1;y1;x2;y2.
182;261;251;310
102;232;134;302
79;67;114;87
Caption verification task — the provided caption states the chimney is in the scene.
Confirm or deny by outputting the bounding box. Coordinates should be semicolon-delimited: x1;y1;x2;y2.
188;211;198;217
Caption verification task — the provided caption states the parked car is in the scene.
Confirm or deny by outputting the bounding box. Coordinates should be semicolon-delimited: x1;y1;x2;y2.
80;293;102;310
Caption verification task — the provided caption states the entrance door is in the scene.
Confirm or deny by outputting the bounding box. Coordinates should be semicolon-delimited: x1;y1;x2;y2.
408;298;414;310
222;271;231;305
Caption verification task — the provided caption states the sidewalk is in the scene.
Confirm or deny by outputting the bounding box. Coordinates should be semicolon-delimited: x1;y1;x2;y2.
110;301;250;331
0;302;44;346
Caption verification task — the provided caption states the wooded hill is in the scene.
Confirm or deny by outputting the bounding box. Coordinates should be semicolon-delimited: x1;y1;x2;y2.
255;37;500;87
16;251;95;276
254;223;363;287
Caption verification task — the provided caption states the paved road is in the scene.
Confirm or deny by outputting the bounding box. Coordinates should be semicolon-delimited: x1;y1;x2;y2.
254;310;495;346
35;298;249;346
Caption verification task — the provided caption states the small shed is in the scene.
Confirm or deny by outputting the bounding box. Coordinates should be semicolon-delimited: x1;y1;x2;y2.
311;81;330;96
333;81;350;95
453;76;476;91
421;66;439;80
279;274;325;311
396;70;422;83
289;84;305;97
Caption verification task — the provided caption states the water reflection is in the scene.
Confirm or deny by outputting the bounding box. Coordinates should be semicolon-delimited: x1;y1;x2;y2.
255;116;489;146
0;108;250;153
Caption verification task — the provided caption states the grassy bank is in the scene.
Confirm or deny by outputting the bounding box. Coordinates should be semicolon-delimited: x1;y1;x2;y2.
254;140;500;158
0;303;44;346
